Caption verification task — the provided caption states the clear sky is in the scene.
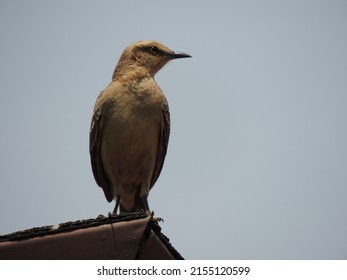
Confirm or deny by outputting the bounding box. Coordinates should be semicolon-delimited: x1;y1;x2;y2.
1;0;347;259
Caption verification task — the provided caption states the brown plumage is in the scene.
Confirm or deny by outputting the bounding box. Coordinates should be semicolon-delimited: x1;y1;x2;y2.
89;40;191;213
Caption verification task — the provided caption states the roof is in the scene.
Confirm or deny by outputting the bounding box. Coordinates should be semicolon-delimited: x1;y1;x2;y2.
0;212;183;260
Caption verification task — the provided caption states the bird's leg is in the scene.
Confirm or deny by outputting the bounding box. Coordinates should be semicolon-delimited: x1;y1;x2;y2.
139;182;162;222
140;182;151;213
113;195;121;214
142;197;150;212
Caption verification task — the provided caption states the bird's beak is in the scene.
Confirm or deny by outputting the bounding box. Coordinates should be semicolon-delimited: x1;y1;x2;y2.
166;51;192;59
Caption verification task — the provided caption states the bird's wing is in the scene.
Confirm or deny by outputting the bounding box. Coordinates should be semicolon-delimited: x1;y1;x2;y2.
89;93;113;202
151;100;170;188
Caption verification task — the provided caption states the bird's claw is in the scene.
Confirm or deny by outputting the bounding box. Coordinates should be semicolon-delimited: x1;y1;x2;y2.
152;217;164;223
145;210;164;223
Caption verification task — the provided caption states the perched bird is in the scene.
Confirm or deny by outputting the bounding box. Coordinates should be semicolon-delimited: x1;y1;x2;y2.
89;40;191;213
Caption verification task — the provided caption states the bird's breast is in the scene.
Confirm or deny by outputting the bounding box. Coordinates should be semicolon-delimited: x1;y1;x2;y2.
101;96;162;185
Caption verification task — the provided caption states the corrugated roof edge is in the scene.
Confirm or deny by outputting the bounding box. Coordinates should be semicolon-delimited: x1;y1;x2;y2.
137;218;184;260
0;212;148;242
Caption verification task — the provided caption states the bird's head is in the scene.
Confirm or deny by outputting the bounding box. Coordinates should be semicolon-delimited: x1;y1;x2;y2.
113;40;191;79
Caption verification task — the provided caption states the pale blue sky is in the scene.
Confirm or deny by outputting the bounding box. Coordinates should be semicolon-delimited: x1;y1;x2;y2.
1;0;347;259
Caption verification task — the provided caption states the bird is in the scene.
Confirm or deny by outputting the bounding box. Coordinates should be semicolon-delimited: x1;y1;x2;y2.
89;40;191;214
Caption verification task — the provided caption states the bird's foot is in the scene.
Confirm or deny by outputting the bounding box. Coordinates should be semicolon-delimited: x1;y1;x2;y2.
108;211;118;217
152;217;164;223
145;210;153;217
146;210;164;223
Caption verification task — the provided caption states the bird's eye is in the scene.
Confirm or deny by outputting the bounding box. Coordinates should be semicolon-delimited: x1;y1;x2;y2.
150;46;159;55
